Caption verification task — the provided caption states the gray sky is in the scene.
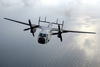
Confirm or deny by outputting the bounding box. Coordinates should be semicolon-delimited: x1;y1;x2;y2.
0;0;100;67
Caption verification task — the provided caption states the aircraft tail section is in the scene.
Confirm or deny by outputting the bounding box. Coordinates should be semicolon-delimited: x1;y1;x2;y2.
38;17;64;30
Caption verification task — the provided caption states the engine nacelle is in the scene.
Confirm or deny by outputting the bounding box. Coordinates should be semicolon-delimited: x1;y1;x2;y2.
32;28;36;33
30;28;37;33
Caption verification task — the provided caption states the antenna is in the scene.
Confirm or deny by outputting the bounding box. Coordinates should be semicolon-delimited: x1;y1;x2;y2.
61;21;64;30
38;17;40;25
56;18;58;24
45;17;46;22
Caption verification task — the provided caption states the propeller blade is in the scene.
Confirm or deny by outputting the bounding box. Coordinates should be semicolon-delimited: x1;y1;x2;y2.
28;19;39;29
60;35;62;42
28;19;32;28
58;24;60;32
52;33;59;35
24;28;31;31
24;25;39;31
32;33;34;37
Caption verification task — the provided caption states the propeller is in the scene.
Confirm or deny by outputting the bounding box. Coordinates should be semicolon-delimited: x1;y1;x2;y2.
52;24;63;42
58;24;63;42
24;19;39;36
52;24;96;42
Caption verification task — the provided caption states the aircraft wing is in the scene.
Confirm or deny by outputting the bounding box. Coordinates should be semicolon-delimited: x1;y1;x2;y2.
4;18;30;26
62;30;96;34
4;18;45;30
52;28;96;34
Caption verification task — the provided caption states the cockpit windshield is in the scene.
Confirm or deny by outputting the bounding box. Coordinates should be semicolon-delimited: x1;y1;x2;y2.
39;33;47;37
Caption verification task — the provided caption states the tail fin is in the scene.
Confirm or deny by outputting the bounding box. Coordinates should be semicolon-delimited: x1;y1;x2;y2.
38;17;64;29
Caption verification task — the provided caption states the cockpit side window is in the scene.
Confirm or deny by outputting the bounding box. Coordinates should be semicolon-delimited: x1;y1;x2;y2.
39;33;42;36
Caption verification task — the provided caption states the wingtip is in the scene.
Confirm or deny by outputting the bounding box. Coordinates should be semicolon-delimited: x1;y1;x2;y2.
92;32;96;34
91;32;96;34
4;17;8;20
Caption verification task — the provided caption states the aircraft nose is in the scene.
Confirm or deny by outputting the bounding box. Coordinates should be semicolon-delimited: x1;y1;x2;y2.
38;38;45;44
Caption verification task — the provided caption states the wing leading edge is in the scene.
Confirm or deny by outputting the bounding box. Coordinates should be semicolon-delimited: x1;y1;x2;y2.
4;18;30;26
62;30;96;34
4;17;46;30
52;28;96;34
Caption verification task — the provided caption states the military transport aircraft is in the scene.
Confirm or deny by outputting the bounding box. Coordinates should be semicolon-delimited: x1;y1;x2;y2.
4;17;96;44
